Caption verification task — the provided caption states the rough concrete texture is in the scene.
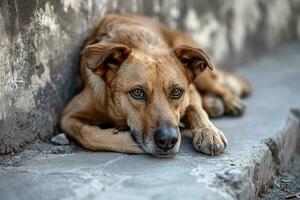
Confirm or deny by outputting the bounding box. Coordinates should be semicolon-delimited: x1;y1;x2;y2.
1;0;300;154
0;43;299;200
259;150;300;199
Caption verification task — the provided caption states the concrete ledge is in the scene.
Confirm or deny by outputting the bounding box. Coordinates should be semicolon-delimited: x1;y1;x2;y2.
0;43;300;200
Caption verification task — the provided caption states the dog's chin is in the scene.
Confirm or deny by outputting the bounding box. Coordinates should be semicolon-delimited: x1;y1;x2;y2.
142;144;179;158
152;152;176;158
150;146;179;158
139;143;177;158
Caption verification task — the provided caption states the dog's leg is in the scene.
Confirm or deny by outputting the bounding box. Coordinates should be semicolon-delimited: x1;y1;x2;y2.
194;70;246;116
183;85;227;155
201;70;251;118
215;70;252;98
63;122;144;154
202;93;224;118
60;89;144;154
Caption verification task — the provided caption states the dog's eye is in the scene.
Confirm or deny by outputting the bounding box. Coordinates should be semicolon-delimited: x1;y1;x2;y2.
171;88;184;99
129;88;147;100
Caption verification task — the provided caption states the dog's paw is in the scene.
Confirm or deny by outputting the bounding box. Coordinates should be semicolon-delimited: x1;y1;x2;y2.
203;94;225;118
223;95;246;116
192;127;227;156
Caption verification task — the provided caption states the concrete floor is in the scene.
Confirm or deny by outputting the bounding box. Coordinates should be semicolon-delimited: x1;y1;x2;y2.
0;43;300;200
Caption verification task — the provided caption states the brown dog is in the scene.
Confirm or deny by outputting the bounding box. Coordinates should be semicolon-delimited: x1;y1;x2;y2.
60;14;251;157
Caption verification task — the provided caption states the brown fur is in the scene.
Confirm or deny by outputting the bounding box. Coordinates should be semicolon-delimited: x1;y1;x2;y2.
60;14;251;157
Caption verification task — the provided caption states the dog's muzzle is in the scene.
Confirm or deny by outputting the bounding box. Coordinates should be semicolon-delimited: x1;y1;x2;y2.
130;127;179;157
154;128;178;152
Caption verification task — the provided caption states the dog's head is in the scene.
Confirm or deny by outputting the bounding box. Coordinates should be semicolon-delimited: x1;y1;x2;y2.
84;43;214;157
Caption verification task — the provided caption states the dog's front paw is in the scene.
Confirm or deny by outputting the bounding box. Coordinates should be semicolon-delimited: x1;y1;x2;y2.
192;127;227;156
223;95;246;116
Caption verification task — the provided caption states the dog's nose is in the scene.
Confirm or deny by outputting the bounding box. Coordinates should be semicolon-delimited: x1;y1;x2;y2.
154;128;178;151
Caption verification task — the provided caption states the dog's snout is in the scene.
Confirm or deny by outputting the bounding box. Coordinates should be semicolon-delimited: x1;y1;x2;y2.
154;128;178;151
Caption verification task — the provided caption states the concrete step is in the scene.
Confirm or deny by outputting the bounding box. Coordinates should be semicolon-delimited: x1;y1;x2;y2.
1;43;300;200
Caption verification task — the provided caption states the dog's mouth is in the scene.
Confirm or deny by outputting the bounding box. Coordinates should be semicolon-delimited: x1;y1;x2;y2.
130;129;179;158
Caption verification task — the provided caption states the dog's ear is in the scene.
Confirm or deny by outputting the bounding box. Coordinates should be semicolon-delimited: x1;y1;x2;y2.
174;45;214;81
83;43;131;77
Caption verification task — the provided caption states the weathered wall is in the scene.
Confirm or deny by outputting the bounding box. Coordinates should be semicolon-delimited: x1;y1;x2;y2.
0;0;300;154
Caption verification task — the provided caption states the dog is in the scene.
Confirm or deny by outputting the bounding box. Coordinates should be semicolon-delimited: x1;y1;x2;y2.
60;14;251;157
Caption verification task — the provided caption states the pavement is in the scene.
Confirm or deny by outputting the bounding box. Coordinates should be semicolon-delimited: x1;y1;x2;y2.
0;43;300;200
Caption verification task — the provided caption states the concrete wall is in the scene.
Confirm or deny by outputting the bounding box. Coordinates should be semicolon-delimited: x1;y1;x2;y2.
1;0;300;154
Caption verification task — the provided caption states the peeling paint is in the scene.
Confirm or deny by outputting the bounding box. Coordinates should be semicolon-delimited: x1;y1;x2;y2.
37;3;59;33
131;0;138;13
0;16;11;121
61;0;81;13
153;0;160;13
265;0;291;47
31;2;67;89
170;7;180;19
162;0;180;28
185;8;200;31
229;0;261;51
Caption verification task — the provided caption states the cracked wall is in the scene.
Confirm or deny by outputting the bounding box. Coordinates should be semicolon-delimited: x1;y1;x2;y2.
0;0;300;154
